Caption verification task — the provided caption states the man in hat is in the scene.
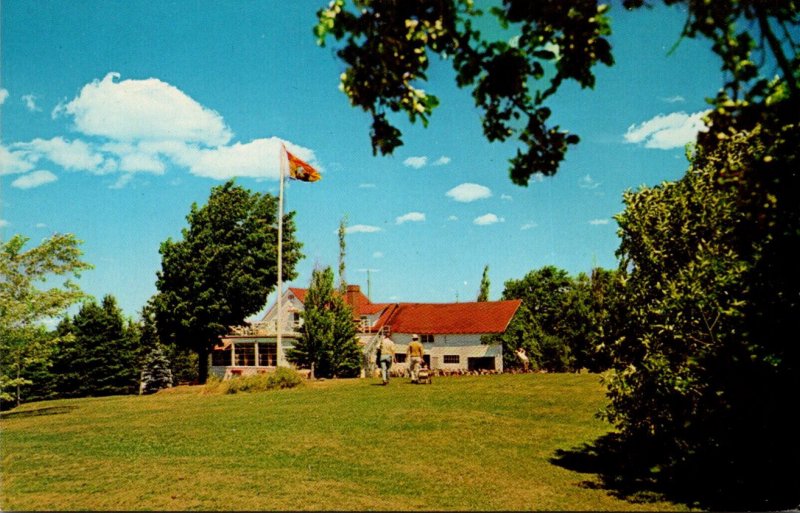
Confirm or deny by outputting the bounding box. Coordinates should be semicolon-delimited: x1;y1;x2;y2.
378;335;396;385
407;334;425;384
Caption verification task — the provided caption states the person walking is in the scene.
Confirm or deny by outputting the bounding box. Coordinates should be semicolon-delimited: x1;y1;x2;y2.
407;334;425;383
515;346;530;372
378;335;396;385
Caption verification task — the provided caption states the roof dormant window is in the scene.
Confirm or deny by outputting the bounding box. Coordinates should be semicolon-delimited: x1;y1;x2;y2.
420;334;434;344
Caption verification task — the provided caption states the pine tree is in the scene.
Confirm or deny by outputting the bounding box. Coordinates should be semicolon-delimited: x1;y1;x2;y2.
140;345;173;394
327;293;361;378
287;266;362;379
477;265;490;301
59;295;141;397
286;267;332;379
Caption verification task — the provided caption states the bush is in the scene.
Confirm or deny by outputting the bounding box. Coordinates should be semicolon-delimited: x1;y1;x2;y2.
203;367;304;395
605;125;800;508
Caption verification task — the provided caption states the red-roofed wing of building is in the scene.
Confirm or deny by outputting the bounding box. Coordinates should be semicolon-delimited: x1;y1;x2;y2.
382;300;521;335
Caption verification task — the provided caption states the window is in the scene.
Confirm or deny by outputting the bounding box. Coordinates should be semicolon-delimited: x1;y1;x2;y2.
443;355;460;364
394;353;407;363
235;343;255;366
212;349;231;367
292;312;302;328
258;343;277;366
421;334;434;344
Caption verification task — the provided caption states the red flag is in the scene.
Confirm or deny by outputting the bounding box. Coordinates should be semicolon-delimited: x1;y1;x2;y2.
285;148;321;182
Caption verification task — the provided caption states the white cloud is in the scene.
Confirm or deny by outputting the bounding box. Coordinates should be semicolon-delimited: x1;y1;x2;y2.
403;156;428;169
0;88;8;104
474;213;504;226
36;223;47;228
7;73;321;184
346;224;382;234
521;222;538;230
433;156;451;166
500;194;513;201
396;212;425;224
372;251;384;258
22;94;41;112
0;219;9;228
55;72;232;146
175;140;276;179
109;174;134;189
1;144;35;175
11;170;58;189
578;174;601;189
101;142;166;174
447;215;459;222
446;183;492;202
12;137;112;174
589;218;610;225
624;111;708;149
143;137;317;180
662;95;685;103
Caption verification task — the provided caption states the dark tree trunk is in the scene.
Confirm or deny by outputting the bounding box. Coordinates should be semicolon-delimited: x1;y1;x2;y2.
198;345;210;384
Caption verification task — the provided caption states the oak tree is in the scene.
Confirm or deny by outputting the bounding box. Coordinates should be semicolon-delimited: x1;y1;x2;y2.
154;181;302;383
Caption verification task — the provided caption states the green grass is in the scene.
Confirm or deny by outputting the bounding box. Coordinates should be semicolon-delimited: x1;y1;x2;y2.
1;374;691;511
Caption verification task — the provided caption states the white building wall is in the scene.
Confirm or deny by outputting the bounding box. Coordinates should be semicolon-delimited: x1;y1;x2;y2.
390;332;503;372
261;293;305;333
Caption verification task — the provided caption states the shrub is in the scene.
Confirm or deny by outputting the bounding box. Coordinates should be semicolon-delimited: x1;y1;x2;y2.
203;367;304;395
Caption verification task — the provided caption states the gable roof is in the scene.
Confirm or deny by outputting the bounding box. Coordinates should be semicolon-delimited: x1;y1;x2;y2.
287;287;306;303
287;285;387;318
276;285;521;335
384;300;522;335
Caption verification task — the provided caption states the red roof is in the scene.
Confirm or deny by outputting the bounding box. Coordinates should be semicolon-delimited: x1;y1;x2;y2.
287;286;385;318
284;286;520;334
384;300;521;335
288;287;306;303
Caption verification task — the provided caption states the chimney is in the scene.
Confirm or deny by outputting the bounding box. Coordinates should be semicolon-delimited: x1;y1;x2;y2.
345;284;361;308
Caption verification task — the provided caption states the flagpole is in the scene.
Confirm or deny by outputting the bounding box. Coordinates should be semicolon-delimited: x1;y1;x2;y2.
276;144;286;365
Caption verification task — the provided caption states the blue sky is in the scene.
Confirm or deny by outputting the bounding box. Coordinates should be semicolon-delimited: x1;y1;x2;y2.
1;1;721;319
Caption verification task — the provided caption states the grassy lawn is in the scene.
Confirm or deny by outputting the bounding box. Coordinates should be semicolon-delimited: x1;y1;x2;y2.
1;373;691;511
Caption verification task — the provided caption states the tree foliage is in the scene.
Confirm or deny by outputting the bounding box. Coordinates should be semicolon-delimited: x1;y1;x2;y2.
338;215;348;294
287;266;361;379
316;0;798;185
0;233;91;406
315;0;608;184
606;125;799;508
154;180;302;383
53;295;141;398
477;264;490;301
140;344;174;394
488;265;616;372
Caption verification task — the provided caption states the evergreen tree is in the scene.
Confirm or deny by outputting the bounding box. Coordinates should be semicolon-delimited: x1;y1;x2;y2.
140;345;173;394
326;292;361;378
287;266;361;379
477;265;490;302
60;295;140;397
50;317;83;398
